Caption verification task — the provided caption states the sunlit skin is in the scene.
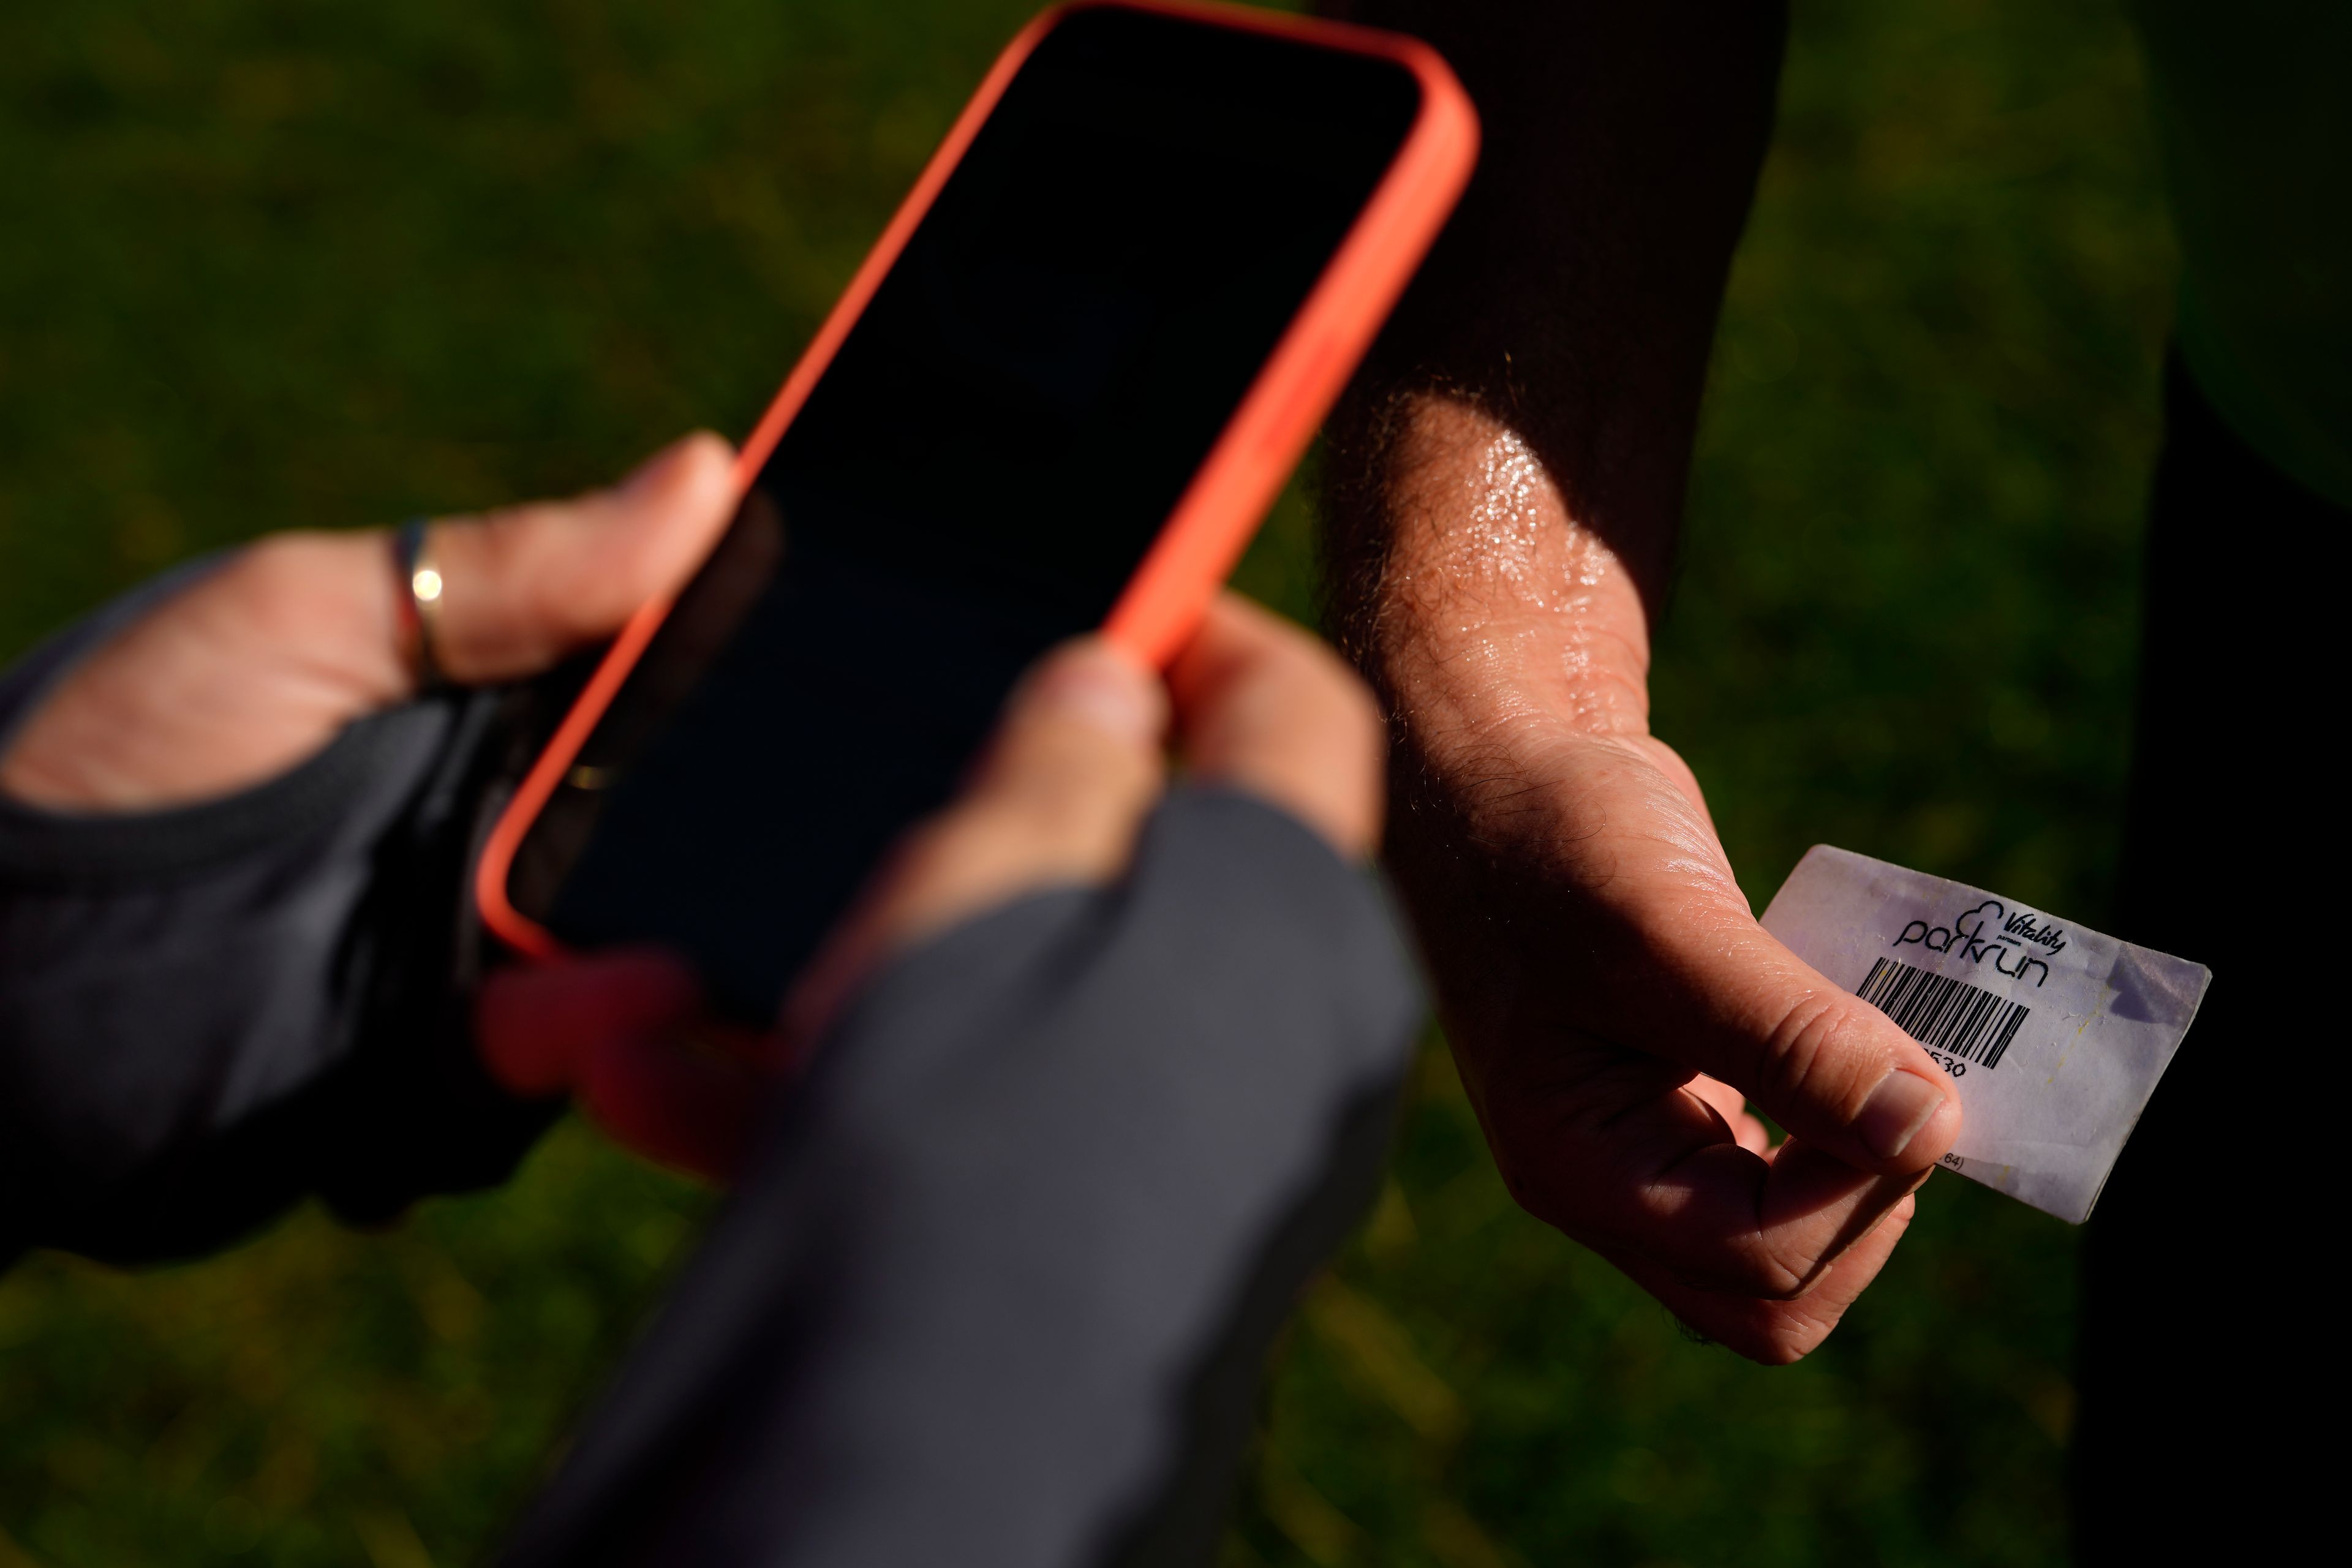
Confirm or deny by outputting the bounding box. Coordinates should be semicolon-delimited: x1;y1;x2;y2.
1314;0;1964;1362
1346;397;1953;1362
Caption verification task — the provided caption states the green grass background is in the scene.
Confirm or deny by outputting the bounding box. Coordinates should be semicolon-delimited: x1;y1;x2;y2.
0;1;2169;1562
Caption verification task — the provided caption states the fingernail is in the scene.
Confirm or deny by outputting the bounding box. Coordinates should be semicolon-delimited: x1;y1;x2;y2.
1855;1070;1947;1163
1021;643;1164;745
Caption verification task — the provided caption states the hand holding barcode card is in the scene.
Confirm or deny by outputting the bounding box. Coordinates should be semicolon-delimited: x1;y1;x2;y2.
1761;847;2209;1223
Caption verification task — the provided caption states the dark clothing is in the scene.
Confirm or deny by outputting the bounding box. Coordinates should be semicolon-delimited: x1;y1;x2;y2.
503;790;1420;1568
0;598;1422;1566
2073;357;2339;1561
0;573;560;1264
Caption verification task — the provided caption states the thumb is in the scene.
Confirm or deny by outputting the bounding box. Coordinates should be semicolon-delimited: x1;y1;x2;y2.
0;434;738;815
1167;594;1384;858
1654;917;1964;1176
421;431;738;684
780;638;1168;1045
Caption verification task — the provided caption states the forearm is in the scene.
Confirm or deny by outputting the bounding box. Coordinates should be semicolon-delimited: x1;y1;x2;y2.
1320;0;1787;738
1301;7;1958;1366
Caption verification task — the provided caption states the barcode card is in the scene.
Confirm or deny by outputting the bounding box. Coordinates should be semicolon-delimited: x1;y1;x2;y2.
1854;957;2031;1070
1760;846;2210;1224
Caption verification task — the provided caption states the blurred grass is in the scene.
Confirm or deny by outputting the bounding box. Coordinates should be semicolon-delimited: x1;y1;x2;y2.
0;1;2168;1564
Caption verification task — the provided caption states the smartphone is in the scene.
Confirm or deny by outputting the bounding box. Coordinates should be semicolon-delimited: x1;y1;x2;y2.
477;0;1476;1020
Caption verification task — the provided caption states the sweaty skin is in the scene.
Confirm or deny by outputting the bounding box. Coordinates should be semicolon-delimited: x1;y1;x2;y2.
1319;0;1956;1362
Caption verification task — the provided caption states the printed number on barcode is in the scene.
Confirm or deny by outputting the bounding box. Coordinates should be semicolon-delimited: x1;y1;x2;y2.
1856;956;2029;1072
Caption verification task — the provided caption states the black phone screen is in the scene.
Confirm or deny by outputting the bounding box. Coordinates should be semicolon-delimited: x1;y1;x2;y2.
511;6;1423;1019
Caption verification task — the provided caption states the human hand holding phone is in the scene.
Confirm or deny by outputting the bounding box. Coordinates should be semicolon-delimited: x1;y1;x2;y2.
0;454;1379;1192
477;2;1474;1022
474;592;1385;1182
0;434;737;813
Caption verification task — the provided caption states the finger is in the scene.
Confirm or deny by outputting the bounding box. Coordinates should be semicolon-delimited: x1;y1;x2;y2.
878;636;1168;941
478;950;783;1182
1476;1046;1928;1301
0;436;737;813
1611;1189;1921;1363
1659;919;1962;1175
780;637;1167;1045
1167;594;1385;858
1520;762;1962;1181
475;948;704;1096
1686;1073;1771;1155
1474;733;1961;1178
422;431;738;684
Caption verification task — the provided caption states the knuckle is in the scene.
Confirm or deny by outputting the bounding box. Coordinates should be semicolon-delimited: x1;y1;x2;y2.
1709;1307;1836;1366
1475;1104;1591;1242
1494;1137;1816;1302
1747;990;1838;1096
1691;1234;1812;1300
458;502;582;624
1751;991;1880;1117
993;712;1158;800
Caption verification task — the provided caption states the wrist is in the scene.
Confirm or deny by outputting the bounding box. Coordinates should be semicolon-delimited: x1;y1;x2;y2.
1325;395;1658;760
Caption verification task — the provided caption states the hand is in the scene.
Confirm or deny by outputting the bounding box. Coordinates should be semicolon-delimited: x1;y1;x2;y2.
474;594;1385;1182
0;434;738;812
1343;400;1959;1363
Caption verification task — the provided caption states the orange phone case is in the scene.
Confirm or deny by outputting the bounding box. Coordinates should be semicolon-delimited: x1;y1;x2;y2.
477;0;1477;959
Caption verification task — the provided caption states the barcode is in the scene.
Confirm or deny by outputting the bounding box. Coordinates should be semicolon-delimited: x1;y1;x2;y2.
1856;956;2029;1069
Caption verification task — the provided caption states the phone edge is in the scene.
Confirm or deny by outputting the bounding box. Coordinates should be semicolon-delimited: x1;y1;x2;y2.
475;0;1480;962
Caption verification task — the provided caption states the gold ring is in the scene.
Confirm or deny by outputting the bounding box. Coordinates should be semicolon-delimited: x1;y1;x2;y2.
393;518;450;692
